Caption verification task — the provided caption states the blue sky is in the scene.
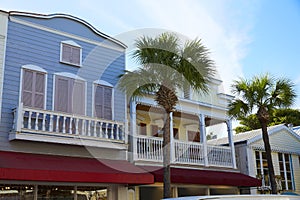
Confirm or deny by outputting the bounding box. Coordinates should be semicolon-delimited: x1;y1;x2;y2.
2;0;300;108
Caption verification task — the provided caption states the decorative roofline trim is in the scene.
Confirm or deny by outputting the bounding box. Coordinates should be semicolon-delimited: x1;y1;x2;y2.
8;11;127;49
218;93;234;100
61;40;81;48
22;64;47;73
54;72;85;81
93;80;113;87
247;124;300;145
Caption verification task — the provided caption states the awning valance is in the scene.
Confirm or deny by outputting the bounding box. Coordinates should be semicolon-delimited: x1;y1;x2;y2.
142;166;261;187
0;151;153;185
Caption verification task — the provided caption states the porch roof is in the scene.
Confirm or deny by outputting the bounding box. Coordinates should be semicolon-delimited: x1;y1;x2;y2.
141;166;261;187
0;151;153;185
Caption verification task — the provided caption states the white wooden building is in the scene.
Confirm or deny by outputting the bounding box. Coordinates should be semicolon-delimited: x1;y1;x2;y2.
211;124;300;194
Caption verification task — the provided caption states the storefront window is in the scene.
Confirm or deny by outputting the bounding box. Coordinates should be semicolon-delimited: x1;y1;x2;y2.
77;187;107;200
0;185;108;200
0;185;34;200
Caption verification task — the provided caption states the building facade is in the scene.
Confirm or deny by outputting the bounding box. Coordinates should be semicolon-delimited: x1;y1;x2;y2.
213;124;300;195
0;10;153;200
0;10;261;200
128;78;260;199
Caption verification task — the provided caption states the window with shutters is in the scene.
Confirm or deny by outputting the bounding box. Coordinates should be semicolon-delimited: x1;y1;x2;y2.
94;84;113;120
54;75;86;115
151;125;159;136
138;123;147;136
187;130;200;142
22;68;46;109
60;41;82;66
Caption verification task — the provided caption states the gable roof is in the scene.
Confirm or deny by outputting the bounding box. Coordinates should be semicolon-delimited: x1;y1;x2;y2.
210;124;300;146
293;126;300;136
8;11;127;49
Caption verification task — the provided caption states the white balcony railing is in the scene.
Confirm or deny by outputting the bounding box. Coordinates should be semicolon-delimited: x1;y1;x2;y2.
207;145;233;167
136;135;163;161
135;135;233;168
174;140;205;165
12;104;125;142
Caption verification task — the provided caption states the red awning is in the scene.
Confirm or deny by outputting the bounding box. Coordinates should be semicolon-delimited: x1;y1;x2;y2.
0;151;153;184
142;166;261;187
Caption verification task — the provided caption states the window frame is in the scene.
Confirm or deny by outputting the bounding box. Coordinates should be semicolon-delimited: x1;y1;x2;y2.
92;80;114;120
278;153;295;191
255;151;270;187
19;65;47;110
187;130;200;142
60;40;82;67
52;72;87;115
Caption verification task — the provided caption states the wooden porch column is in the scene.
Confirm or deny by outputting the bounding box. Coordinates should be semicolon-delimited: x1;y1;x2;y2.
170;112;175;162
199;114;208;166
226;119;237;168
130;100;137;161
33;185;38;200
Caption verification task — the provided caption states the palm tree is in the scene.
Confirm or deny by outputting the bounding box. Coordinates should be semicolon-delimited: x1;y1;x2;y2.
228;74;296;194
118;32;215;198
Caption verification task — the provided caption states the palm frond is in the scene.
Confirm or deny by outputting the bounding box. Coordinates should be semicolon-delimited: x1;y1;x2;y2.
228;99;250;118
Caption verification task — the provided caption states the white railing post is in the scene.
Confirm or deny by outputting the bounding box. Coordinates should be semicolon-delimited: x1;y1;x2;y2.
55;115;59;133
199;114;208;166
42;112;46;131
87;120;91;136
16;102;24;132
49;114;53;132
170;112;175;163
70;117;74;134
226;119;237;168
62;116;66;133
93;121;97;137
75;118;79;135
28;111;32;130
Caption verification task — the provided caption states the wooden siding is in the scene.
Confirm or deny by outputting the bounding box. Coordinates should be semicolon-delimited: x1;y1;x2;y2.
14;15;123;49
0;17;126;157
251;129;300;154
292;155;300;193
0;12;8;123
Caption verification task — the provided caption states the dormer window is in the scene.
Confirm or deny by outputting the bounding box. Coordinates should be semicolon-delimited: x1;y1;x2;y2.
60;40;82;66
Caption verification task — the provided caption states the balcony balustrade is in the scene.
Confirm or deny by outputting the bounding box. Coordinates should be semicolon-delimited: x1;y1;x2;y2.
12;104;125;144
135;135;233;168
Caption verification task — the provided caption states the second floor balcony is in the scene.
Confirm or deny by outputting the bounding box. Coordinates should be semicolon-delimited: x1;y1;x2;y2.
129;100;237;169
10;103;126;149
135;135;233;168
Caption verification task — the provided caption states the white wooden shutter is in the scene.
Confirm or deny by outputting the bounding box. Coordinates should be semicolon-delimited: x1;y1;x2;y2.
22;69;45;109
72;47;80;65
72;80;85;115
94;85;104;118
62;44;72;63
22;70;33;107
55;76;70;113
103;87;112;120
94;85;112;120
34;72;45;109
55;75;85;114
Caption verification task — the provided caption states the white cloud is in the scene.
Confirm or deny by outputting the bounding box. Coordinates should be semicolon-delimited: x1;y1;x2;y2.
125;0;258;93
2;0;259;94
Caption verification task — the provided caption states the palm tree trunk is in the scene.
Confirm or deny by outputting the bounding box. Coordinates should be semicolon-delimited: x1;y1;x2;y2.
260;120;277;194
163;111;171;198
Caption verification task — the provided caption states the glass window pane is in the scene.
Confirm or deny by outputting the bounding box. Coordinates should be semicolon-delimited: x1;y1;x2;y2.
38;185;74;200
0;184;34;199
77;186;107;200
